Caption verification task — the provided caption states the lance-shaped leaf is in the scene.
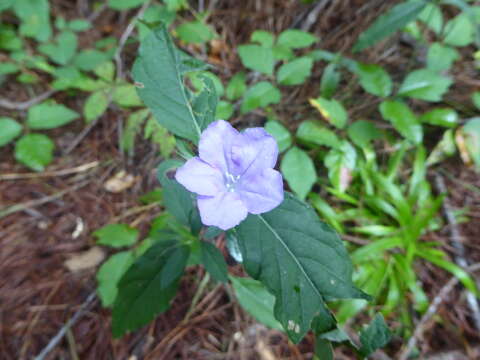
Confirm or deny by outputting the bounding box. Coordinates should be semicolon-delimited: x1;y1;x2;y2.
235;193;369;343
132;26;214;143
112;240;189;337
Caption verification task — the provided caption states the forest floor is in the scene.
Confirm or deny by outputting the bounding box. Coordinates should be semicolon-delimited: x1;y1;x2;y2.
1;0;480;359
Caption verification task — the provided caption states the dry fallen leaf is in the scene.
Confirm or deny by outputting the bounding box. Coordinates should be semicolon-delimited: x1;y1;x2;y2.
64;246;105;272
104;170;137;193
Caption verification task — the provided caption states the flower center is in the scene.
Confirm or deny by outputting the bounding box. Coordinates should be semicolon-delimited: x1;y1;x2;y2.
224;172;240;192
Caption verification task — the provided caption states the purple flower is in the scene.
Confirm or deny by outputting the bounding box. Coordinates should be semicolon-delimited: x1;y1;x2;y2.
175;120;284;230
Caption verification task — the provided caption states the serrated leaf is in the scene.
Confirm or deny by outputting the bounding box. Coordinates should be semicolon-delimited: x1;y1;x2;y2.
235;193;369;343
379;100;422;144
310;97;348;129
277;29;318;49
420;108;458;128
443;14;474;47
356;63;392;97
352;1;426;52
112;240;189;337
200;241;228;283
277;57;313;86
265;120;291;152
97;251;135;307
359;314;392;357
176;20;216;44
230;276;283;331
14;134;54;171
132;26;212;143
281;147;316;200
296;120;341;149
398;69;452;102
27;101;79;129
427;43;459;72
241;81;281;113
94;224;139;248
0;117;22;147
238;44;274;75
84;91;109;123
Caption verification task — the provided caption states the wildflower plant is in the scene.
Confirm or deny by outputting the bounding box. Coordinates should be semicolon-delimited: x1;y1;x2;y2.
106;26;390;358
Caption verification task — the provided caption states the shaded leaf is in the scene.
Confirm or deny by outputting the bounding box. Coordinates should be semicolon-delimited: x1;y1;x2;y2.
200;241;228;283
359;314;392;357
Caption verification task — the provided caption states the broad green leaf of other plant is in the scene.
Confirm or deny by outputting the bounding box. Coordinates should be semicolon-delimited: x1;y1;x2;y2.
0;117;22;147
443;14;474;47
108;0;147;10
14;134;55;171
420;108;458;128
296;120;341;149
359;314;392;357
277;57;313;86
38;31;78;66
356;63;392;97
418;3;443;35
398;69;452;102
235;193;370;343
277;29;318;49
426;43;459;72
84;91;109;123
13;0;52;42
352;1;426;52
176;21;216;44
27;101;79;129
200;241;228;283
281;147;316;200
310;97;348;129
238;44;274;75
265;120;292;152
112;240;189;337
462;118;480;168
380;100;422;144
94;224;139;248
251;30;275;47
241;81;281;113
132;26;215;143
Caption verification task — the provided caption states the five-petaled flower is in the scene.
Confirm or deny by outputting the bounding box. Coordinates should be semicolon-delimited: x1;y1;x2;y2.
175;120;284;230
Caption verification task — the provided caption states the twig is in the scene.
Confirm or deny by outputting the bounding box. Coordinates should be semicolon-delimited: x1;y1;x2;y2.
0;161;99;181
301;0;331;32
434;175;480;330
0;180;89;219
33;292;97;360
399;263;480;360
0;90;57;110
115;0;152;80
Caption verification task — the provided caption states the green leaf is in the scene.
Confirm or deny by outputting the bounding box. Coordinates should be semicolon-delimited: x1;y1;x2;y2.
320;63;341;99
0;62;20;75
324;141;357;192
352;1;426;52
108;0;146;10
38;31;78;66
272;44;294;61
473;92;480;110
164;0;187;11
189;71;224;97
200;241;228;283
0;0;14;11
310;97;348;129
13;0;52;42
241;81;281;113
14;134;54;171
27;101;79;130
443;14;474;47
265;120;291;152
356;63;392;97
215;100;234;120
235;193;369;343
277;29;318;49
418;3;443;34
462;118;480;168
226;72;247;101
157;160;201;232
138;5;176;39
94;61;115;82
427;43;459;72
112;240;189;337
97;251;135;307
120;109;150;152
314;338;334;360
277;57;313;86
84;91;109;123
113;84;143;107
68;19;91;32
230;276;283;331
176;21;216;44
251;30;275;47
226;231;243;262
94;224;139;248
420;108;458;128
380;100;422;144
398;69;452;102
0;25;23;51
238;44;274;75
347;120;381;148
0;117;22;147
73;49;109;71
132;26;212;143
281;147;316;200
296;120;341;149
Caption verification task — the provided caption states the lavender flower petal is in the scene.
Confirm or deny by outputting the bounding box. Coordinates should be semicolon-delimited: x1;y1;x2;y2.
175;157;225;196
230;128;278;177
199;120;239;173
197;192;248;230
237;168;284;214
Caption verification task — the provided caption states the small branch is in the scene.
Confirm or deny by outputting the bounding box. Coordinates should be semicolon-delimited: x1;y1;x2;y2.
0;90;57;110
301;0;331;32
399;263;480;360
115;0;152;80
0;161;99;181
33;292;97;360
